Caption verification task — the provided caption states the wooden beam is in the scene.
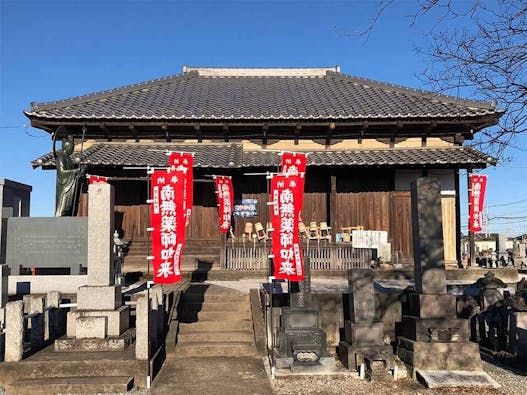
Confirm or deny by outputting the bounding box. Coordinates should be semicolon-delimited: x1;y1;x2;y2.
223;124;229;142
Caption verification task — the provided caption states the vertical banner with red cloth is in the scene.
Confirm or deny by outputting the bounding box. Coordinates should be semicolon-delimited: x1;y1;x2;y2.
281;152;307;221
214;176;234;233
169;152;193;227
150;169;186;284
270;174;304;281
87;174;108;184
469;174;488;232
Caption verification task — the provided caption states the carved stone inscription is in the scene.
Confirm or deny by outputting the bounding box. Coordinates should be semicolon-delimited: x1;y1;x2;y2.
6;217;87;271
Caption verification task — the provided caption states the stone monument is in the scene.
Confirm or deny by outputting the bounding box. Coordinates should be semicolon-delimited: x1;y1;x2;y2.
272;259;333;371
1;178;32;265
337;269;393;379
396;177;499;388
55;183;131;352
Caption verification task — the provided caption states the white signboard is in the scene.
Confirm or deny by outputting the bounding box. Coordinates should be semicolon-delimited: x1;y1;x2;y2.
351;230;388;249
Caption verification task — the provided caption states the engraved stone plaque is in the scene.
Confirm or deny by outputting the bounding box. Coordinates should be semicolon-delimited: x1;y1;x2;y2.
6;217;87;274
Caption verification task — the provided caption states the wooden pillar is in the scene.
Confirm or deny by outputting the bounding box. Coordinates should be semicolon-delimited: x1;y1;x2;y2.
329;174;337;234
455;169;462;265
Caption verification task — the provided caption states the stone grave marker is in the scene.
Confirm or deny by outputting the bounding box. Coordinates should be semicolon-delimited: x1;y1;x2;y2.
337;269;393;379
273;258;334;372
396;177;499;389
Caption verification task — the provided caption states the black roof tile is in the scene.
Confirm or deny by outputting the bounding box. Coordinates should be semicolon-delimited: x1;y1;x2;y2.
32;143;495;169
25;67;501;121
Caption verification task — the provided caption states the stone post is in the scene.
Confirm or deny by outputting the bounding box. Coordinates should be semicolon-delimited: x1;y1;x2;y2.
46;291;62;341
87;183;115;287
135;295;148;360
411;177;446;294
29;296;45;351
5;300;24;362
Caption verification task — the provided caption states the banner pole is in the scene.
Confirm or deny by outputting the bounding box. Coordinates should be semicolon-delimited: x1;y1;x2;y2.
467;169;476;268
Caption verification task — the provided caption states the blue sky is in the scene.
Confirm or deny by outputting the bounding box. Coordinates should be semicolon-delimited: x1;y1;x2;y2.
1;0;526;236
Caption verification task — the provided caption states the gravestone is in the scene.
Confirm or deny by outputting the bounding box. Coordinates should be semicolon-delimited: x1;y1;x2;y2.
396;178;498;388
273;259;333;371
337;269;393;378
55;183;131;352
6;217;87;274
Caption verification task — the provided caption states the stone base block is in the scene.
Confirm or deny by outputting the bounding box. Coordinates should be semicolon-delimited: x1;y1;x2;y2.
398;316;469;343
396;336;482;371
416;370;501;389
344;321;384;346
406;293;456;318
337;341;393;371
77;285;122;311
76;316;107;339
54;328;135;352
67;305;129;337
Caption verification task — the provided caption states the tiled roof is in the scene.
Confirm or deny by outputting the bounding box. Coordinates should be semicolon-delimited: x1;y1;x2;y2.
32;143;496;169
25;67;500;121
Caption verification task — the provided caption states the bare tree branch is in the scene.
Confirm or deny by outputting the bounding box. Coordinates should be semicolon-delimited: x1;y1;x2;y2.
369;0;527;158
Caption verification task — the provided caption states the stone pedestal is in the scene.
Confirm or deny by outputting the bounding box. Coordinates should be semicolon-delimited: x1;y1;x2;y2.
55;184;130;352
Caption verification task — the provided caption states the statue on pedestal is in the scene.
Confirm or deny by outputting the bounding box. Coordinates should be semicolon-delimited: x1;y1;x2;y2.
54;129;85;216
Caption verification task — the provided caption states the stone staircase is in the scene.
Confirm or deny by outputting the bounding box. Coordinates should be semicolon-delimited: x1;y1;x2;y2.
174;284;257;357
0;345;145;394
123;238;221;274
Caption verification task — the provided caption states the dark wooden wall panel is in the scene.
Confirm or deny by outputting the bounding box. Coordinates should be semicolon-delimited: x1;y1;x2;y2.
335;191;412;259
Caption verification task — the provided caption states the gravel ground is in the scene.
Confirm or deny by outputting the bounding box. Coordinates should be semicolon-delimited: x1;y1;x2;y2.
270;361;527;395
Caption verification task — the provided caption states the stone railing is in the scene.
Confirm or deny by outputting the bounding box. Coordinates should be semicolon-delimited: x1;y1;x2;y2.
4;291;65;362
224;245;372;271
134;284;181;383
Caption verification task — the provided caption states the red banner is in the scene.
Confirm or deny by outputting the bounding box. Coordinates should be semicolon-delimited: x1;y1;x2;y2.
281;152;306;221
215;176;234;233
150;170;185;283
87;174;108;184
270;174;304;281
169;152;193;227
469;174;488;232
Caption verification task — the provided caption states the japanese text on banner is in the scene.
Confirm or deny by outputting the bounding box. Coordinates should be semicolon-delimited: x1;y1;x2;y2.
150;170;185;284
280;152;306;221
270;174;304;281
215;176;234;233
169;152;193;227
469;174;488;232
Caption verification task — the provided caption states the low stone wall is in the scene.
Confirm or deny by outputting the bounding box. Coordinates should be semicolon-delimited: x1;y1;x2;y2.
8;275;87;295
260;290;402;352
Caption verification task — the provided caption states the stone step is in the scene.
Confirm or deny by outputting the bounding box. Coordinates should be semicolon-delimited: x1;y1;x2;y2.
183;301;251;312
6;376;134;394
179;320;252;332
180;310;252;322
175;341;256;357
177;330;255;343
183;293;250;304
